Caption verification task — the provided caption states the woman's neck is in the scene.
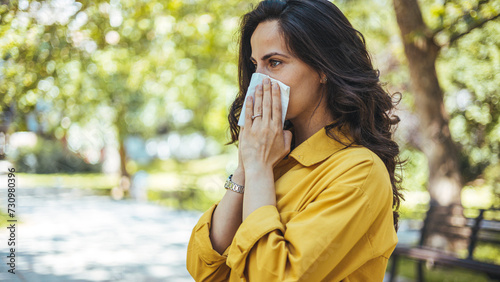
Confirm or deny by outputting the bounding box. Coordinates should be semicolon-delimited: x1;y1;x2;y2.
289;111;334;149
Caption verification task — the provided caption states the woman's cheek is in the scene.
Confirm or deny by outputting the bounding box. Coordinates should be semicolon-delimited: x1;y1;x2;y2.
285;98;294;119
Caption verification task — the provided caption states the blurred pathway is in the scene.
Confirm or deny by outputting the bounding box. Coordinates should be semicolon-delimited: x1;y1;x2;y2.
0;187;201;282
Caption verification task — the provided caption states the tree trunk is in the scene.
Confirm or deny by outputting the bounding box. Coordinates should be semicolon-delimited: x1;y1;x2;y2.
118;138;129;178
0;106;14;160
116;119;131;196
393;0;463;207
393;0;465;251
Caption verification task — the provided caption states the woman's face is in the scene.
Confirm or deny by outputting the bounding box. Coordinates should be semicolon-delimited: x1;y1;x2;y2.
250;20;325;123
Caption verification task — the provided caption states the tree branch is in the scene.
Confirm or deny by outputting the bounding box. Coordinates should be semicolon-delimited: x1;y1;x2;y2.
432;0;491;37
448;13;500;45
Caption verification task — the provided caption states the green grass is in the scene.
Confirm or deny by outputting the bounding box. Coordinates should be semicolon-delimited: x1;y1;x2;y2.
474;243;500;264
389;257;492;282
148;188;224;211
0;209;11;228
17;173;119;190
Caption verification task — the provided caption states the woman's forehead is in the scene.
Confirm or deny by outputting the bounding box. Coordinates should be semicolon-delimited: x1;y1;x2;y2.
250;20;290;58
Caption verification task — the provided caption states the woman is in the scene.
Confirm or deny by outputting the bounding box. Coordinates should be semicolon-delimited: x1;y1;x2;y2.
187;0;403;281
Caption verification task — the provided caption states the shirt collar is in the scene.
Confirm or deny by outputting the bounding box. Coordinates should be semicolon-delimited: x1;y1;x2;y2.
287;124;352;167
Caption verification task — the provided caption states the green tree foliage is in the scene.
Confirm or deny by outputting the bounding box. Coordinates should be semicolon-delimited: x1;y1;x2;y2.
414;0;499;201
1;0;253;176
434;3;500;183
12;137;102;173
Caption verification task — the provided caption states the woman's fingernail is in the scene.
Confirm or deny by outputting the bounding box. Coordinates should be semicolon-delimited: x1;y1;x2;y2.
265;78;270;84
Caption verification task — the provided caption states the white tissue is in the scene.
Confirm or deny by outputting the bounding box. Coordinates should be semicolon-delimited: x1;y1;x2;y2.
238;73;290;129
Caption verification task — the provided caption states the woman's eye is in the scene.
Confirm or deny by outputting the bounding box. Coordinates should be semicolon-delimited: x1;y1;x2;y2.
270;60;281;67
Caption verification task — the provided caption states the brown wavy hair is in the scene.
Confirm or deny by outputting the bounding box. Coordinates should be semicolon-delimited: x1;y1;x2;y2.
225;0;404;230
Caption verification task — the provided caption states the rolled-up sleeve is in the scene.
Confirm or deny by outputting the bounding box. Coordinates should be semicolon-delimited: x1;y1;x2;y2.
226;205;284;272
186;201;231;281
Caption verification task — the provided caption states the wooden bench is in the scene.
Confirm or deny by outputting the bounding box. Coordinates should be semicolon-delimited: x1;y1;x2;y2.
389;204;500;282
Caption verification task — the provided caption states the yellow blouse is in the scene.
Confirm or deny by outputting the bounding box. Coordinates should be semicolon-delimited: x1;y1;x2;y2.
186;126;398;281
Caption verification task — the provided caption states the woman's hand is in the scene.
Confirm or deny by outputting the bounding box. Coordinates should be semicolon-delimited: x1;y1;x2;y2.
239;77;293;172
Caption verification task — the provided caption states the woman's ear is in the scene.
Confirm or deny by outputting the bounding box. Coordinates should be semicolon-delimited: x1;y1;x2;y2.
320;73;327;84
319;73;328;84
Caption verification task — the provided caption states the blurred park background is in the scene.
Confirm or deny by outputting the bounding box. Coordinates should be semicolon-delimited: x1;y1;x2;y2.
0;0;499;281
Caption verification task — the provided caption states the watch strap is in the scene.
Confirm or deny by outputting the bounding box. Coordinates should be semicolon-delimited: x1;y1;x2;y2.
224;174;244;194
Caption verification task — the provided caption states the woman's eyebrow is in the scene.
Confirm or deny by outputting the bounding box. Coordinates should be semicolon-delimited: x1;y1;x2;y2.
250;52;291;62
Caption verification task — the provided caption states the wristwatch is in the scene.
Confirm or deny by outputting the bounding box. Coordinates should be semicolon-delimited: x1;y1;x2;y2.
224;174;244;194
